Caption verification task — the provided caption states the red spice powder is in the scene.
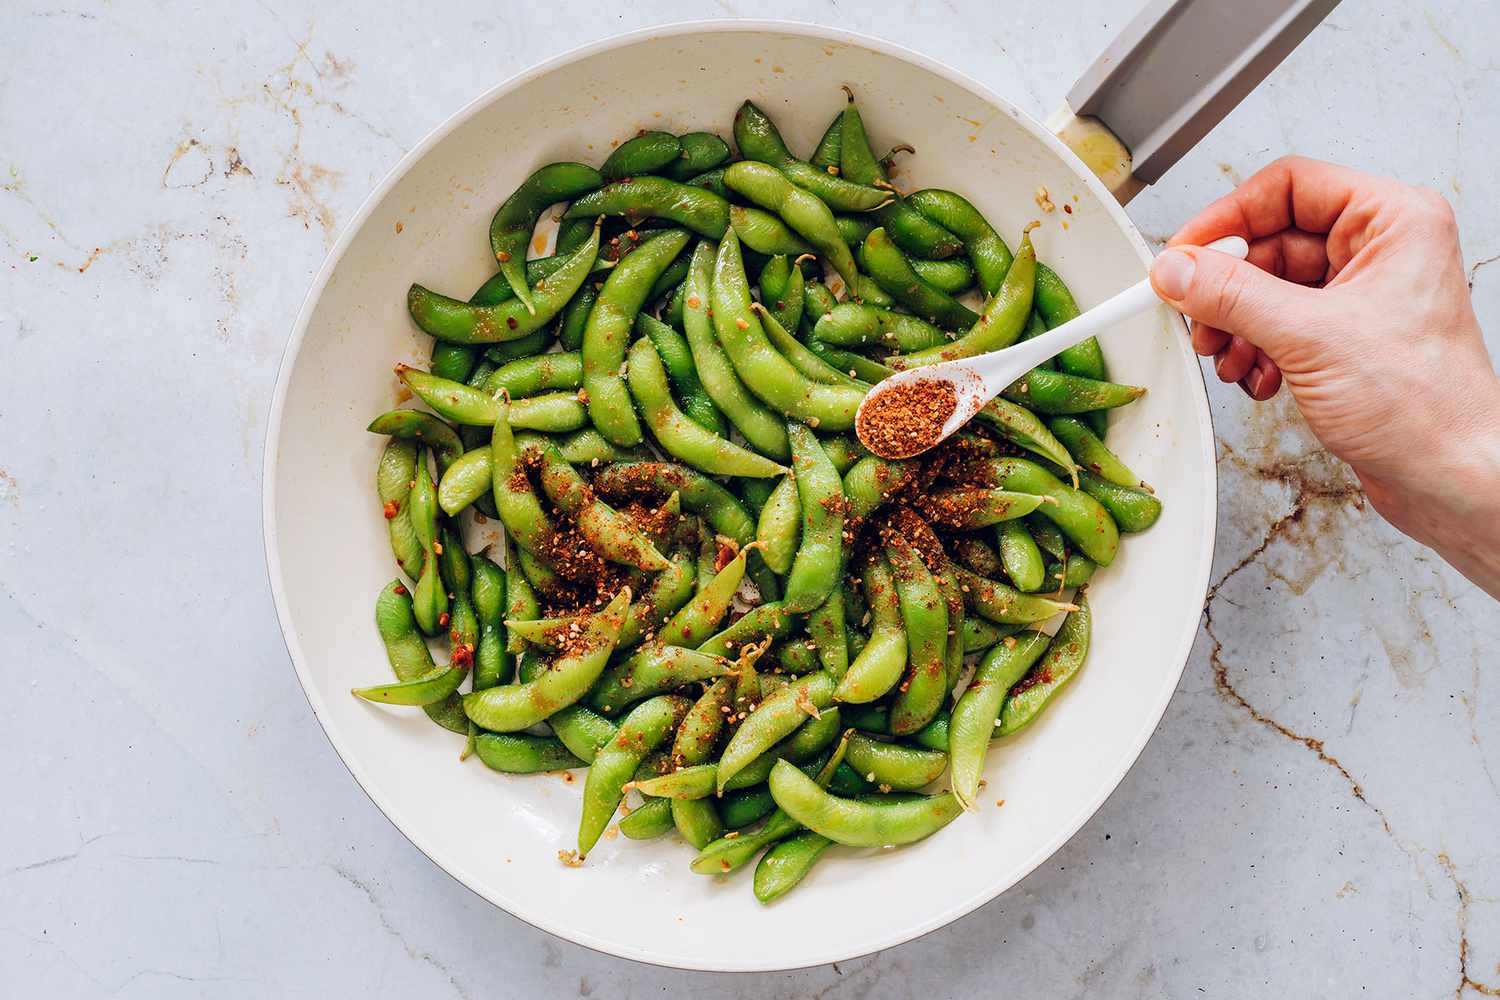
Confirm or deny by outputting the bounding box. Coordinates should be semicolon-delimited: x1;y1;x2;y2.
857;378;958;459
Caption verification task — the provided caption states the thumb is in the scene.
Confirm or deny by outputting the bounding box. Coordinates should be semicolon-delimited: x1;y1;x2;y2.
1150;245;1324;357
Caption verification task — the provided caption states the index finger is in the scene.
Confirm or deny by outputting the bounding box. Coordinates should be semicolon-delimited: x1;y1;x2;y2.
1170;156;1374;247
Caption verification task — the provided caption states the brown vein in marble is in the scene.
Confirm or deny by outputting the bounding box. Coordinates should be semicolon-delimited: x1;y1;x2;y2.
1203;399;1493;997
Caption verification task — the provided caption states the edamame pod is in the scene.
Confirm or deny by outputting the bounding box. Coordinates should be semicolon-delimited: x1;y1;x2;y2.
733;101;890;212
948;630;1050;806
812;302;949;354
723;162;861;290
998;596;1091;735
951;566;1075;625
413;220;600;342
583;228;692;445
843;734;948;791
637;313;726;437
601;131;681;179
474;733;583;773
835;554;908;703
711;231;865;430
626;336;786;478
461;589;630;732
859;227;977;329
767;760;962;847
579;694;691;854
489;162;602;312
682;241;791;460
565;176;729;238
781;423;846;613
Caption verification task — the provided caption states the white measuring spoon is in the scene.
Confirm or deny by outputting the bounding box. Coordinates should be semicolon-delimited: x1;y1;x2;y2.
853;235;1249;457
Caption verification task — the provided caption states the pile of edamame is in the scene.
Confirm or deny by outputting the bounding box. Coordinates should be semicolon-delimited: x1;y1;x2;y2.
361;92;1163;902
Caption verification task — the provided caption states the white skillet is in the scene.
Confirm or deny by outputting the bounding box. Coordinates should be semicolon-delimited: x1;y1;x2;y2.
264;10;1338;972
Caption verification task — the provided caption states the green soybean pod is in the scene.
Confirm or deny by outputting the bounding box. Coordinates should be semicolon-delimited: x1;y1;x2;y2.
834;214;876;249
470;552;510;690
998;518;1047;592
716;673;836;794
836;93;963;260
1026;512;1067;562
756;475;801;575
483;351;583;400
884;537;948;735
998;596;1091;736
1035;263;1110;438
732;100;889;212
373;580;466;734
1074;470;1162;533
895;229;1035;366
842;454;917;520
711;230;867;430
636;312;727;437
376;439;424;580
984;457;1118;565
758;254;806;334
408;456;446;636
1001;369;1145;415
412;223;600;345
682;241;791;460
962;616;1013;653
906;188;1013;296
501;536;538;654
951;565;1075;625
807;588;849;680
665;131;731;180
973;399;1077;479
952;535;1003;577
583;227;692;445
859;227;977;330
767;760;962;848
780;422;846;613
948;630;1050;806
805;339;895;385
567;177;729;240
671;798;724;850
755;303;867;390
812;302;948;353
463;590;630;733
601;130;682;179
1045;553;1098;589
430;340;477;384
835;553;907;703
578;693;692;852
754;829;834;904
817;435;865;475
474;732;583;773
842;734;948;791
1047;416;1140;487
557;281;600;352
722;162;862;291
684;166;729;199
719;787;778;830
910;256;975;295
619;797;675;840
808;112;843;170
731;206;816;258
489;162;603;313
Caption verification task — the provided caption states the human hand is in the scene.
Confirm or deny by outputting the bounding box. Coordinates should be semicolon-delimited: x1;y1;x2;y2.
1149;156;1500;596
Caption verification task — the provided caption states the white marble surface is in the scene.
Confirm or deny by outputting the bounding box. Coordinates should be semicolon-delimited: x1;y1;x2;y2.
3;1;1497;996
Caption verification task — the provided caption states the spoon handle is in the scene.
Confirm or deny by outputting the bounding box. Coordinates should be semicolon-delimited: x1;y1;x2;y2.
978;235;1249;382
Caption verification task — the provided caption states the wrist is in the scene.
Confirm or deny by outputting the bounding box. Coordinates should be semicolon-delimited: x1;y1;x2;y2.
1388;375;1500;596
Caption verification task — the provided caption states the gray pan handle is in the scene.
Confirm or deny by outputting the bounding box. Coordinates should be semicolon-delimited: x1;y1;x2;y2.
1048;0;1341;203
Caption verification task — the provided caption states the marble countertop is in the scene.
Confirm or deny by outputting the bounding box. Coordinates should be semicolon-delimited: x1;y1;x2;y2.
3;1;1497;996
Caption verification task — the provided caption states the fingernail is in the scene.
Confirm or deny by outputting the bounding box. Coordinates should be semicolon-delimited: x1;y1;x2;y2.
1247;371;1264;397
1152;249;1196;300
